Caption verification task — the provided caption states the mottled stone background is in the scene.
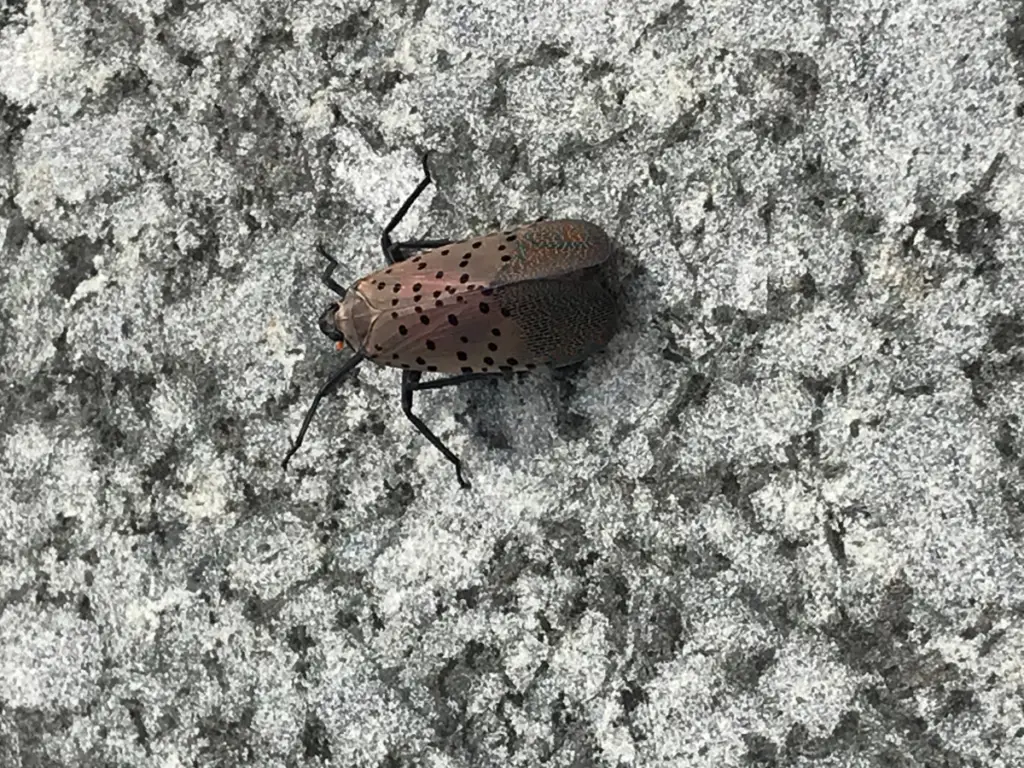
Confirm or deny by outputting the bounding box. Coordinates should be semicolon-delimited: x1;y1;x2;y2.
2;0;1023;765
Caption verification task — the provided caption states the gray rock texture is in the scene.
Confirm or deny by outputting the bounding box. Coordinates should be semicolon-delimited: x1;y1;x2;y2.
2;0;1023;766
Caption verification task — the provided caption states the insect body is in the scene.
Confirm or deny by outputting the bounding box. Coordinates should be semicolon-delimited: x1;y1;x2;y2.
283;154;616;488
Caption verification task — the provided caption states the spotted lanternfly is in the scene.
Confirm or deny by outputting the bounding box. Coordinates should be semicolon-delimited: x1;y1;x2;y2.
283;153;617;488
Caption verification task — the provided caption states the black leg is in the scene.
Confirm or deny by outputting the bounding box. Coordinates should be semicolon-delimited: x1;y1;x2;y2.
395;238;453;249
317;243;346;296
282;352;367;470
401;370;471;489
410;372;496;392
388;238;454;263
380;153;436;265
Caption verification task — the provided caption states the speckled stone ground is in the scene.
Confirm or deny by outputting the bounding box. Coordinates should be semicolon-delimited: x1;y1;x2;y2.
2;1;1023;766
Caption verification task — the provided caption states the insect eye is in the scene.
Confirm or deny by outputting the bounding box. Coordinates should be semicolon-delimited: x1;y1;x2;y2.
318;305;344;342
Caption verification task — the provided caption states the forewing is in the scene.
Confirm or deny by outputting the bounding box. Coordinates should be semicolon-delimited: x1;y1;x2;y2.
355;235;526;373
356;219;613;373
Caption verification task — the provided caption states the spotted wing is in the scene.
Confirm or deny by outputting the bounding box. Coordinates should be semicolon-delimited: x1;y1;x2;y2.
357;219;614;373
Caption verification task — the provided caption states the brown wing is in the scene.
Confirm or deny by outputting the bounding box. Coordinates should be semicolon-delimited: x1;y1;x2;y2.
491;219;611;285
358;219;614;373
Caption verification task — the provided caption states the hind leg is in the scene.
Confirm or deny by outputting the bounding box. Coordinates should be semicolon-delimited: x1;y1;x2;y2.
401;370;470;489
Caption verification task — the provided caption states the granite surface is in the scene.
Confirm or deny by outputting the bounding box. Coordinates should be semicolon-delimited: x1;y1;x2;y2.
2;0;1023;766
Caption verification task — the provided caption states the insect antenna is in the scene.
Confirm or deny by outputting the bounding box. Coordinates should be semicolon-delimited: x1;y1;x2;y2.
282;351;367;469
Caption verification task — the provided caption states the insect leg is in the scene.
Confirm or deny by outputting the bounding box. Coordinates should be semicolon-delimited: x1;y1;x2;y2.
388;238;453;263
380;153;436;265
409;372;496;392
401;370;470;489
316;243;346;296
282;352;367;470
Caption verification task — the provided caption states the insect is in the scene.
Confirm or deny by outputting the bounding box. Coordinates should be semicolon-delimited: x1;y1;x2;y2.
283;153;617;488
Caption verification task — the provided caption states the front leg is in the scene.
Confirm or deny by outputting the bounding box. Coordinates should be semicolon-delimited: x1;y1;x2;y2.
317;243;346;296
